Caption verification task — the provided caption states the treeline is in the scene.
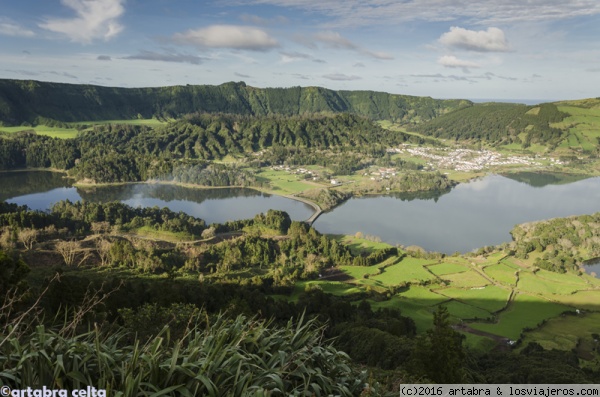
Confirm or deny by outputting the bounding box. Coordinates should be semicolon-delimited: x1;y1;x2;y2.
411;103;568;147
510;212;600;273
0;79;471;125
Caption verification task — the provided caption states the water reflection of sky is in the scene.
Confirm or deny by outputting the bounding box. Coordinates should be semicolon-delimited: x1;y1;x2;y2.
122;195;314;224
5;172;600;254
6;187;82;211
315;175;600;253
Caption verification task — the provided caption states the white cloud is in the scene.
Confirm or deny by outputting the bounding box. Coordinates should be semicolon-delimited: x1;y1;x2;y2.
248;0;600;27
322;73;361;81
310;31;393;60
439;27;509;52
173;25;279;51
279;51;313;63
39;0;125;44
0;18;35;38
123;50;206;65
438;55;481;69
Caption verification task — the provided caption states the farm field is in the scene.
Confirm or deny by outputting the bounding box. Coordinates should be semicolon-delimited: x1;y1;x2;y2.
483;263;517;285
518;312;600;354
434;285;510;313
369;257;436;285
440;269;490;288
517;271;583;295
469;293;571;340
427;261;469;276
0;125;79;138
256;169;319;195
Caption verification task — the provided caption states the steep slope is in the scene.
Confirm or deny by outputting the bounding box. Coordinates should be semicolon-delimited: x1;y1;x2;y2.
0;79;471;125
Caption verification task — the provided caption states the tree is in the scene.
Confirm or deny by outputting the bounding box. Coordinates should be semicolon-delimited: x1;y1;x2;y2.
95;238;113;267
56;240;86;267
411;305;465;382
18;228;38;251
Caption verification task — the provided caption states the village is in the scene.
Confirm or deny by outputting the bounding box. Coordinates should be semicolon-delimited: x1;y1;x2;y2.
388;144;564;172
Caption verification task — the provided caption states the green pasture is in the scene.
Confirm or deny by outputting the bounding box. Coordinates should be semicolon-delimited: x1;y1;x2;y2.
370;257;436;285
534;268;590;286
481;252;508;265
434;285;510;313
518;312;600;353
128;226;197;242
336;235;394;255
517;272;582;295
470;293;570;340
292;280;363;300
339;264;385;280
462;333;497;352
427;262;469;276
370;296;435;332
554;106;600;151
500;258;523;269
0;125;79;139
71;118;168;127
397;286;449;306
483;263;517;285
440;270;490;288
440;300;492;321
548;290;600;311
256;169;316;194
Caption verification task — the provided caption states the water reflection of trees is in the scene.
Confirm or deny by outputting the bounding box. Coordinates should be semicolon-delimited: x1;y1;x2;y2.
0;171;72;201
502;172;589;188
77;184;267;205
384;187;452;202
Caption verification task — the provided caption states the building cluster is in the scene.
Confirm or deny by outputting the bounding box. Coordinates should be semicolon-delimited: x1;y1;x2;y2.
271;165;321;180
388;145;550;172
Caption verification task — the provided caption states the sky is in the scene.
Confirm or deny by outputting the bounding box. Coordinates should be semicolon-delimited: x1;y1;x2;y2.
1;0;600;101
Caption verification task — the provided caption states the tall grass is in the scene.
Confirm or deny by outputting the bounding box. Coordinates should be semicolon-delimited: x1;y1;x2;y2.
0;314;369;396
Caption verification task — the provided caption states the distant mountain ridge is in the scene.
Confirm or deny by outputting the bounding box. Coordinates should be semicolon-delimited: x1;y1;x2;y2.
0;79;471;125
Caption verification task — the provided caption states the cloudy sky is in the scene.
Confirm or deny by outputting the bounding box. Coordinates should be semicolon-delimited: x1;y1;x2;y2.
2;0;600;101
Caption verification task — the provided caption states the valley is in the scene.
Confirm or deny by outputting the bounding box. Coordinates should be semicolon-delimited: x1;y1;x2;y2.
1;80;600;389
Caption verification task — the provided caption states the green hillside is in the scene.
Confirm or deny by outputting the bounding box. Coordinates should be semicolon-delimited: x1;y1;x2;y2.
410;102;569;147
0;79;471;125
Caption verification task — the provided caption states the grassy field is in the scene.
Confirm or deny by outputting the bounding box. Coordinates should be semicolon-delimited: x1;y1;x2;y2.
370;257;437;285
71;118;168;127
427;262;469;276
554;106;600;151
441;300;492;321
440;270;491;288
517;271;583;295
256;169;318;194
470;293;571;340
0;119;168;139
434;285;510;313
0;125;79;138
370;296;435;332
129;226;197;242
518;312;600;353
397;286;450;305
547;290;600;311
334;235;394;255
483;263;517;285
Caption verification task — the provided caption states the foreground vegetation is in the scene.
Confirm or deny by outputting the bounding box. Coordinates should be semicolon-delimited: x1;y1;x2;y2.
1;199;599;391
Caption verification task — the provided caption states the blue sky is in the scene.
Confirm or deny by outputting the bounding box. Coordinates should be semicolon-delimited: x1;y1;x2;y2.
1;0;600;101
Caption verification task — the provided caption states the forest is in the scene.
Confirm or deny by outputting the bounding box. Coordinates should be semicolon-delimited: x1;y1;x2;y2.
410;103;568;147
0;79;471;126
